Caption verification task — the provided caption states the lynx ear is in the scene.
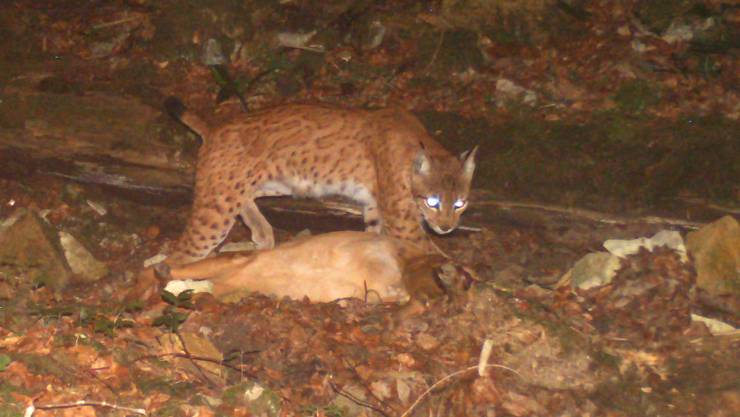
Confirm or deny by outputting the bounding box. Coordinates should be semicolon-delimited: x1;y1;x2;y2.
459;145;478;181
413;151;431;176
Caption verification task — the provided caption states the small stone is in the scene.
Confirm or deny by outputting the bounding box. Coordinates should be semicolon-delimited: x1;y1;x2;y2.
201;38;226;66
661;22;695;44
364;20;386;50
164;279;214;296
415;332;440;351
144;225;160;239
0;209;72;290
690;314;738;336
396;353;416;368
143;253;167;268
276;30;324;52
495;78;537;106
0;280;14;299
604;230;687;262
331;384;368;416
396;378;411;404
59;231;109;282
370;380;391;400
570;252;621;290
686;216;740;314
631;39;655;53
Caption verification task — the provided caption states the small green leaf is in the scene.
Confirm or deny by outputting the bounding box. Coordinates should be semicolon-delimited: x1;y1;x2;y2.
0;354;12;371
161;290;178;305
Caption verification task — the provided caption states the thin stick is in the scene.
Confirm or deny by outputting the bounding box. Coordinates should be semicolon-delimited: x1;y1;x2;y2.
92;16;141;30
424;31;445;74
174;331;218;387
479;199;704;229
400;364;521;417
134;352;259;377
26;400;146;416
329;380;391;417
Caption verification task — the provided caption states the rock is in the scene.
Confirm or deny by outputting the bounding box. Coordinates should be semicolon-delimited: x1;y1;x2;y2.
690;314;738;336
0;209;72;290
604;230;687;262
369;380;391;400
143;253;167;267
276;30;324;52
396;377;411;405
364;20;386;50
415;332;440;351
59;231;109;282
661;22;694;44
387;371;425;406
631;39;655;53
330;384;368;417
686;216;740;314
570;252;622;290
661;18;715;44
495;78;537;106
164;279;214;296
201;38;226;66
0;280;14;299
580;249;694;342
158;331;224;383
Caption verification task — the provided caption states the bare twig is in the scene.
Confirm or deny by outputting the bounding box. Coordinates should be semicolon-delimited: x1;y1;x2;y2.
133;352;259;378
675;196;740;215
423;30;445;74
400;364;521;417
91;16;141;30
26;400;147;417
478;199;704;229
477;339;494;377
328;380;391;417
174;331;218;387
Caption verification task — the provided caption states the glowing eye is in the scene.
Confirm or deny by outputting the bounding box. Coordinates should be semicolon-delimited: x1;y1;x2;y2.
425;195;441;208
453;199;467;209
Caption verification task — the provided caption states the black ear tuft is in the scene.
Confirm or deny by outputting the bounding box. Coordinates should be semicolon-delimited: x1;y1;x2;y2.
164;96;186;120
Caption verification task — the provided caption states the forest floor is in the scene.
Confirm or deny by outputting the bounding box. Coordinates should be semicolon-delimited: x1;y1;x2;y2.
0;1;738;416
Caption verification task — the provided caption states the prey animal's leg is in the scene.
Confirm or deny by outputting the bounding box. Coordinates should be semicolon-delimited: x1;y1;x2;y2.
239;199;275;249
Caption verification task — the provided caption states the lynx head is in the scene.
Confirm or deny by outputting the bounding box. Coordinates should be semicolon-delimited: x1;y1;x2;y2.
411;146;478;235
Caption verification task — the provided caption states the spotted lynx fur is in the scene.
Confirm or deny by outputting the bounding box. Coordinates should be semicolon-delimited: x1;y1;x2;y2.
164;97;477;265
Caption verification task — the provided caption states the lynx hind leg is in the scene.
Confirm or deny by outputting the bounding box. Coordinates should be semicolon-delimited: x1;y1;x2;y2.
239;199;275;249
168;204;238;265
363;203;382;233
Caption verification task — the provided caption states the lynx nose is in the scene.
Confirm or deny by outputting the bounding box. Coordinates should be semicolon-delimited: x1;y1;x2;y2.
433;224;455;235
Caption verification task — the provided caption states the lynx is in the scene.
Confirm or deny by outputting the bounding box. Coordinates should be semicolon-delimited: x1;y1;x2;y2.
164;97;477;265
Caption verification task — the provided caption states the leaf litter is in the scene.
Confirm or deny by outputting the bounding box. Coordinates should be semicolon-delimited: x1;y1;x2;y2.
1;1;739;416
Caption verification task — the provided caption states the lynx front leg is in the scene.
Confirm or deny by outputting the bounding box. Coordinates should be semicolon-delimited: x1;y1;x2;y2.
239;199;275;249
381;199;449;258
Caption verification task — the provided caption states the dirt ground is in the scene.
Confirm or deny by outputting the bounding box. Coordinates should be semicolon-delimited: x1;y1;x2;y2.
1;1;739;416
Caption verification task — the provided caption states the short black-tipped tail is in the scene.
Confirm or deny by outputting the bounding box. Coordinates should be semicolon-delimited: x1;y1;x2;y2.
163;96;211;141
